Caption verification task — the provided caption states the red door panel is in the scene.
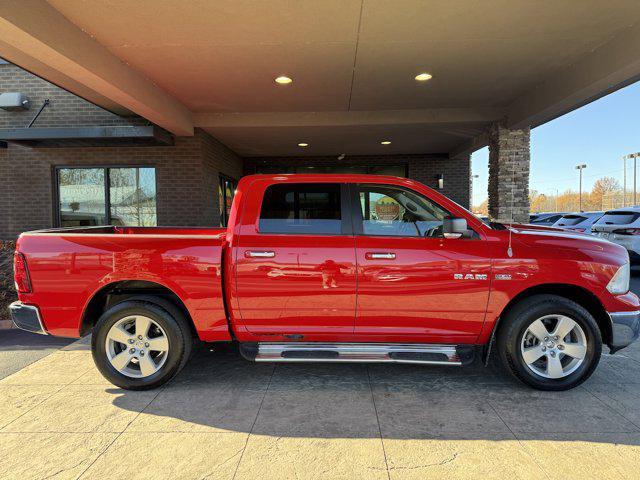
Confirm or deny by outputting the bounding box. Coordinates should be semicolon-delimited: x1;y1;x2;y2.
352;183;492;343
236;234;357;335
355;236;491;342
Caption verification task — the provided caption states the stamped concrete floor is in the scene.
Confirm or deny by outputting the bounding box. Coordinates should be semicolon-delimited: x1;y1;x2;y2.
0;335;640;480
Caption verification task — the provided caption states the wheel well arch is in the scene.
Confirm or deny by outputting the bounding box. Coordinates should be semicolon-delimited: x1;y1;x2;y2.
495;283;612;345
79;280;195;337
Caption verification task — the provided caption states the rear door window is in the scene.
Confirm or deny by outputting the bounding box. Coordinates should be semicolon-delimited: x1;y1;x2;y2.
259;183;343;234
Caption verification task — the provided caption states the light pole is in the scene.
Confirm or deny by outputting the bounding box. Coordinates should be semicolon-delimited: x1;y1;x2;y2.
575;164;587;212
623;153;640;206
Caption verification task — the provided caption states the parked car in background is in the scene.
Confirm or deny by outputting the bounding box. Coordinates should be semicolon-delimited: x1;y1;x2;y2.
529;212;567;226
551;212;604;234
592;207;640;263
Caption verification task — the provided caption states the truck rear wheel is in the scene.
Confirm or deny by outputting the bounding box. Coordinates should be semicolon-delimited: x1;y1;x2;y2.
497;294;602;391
91;299;192;390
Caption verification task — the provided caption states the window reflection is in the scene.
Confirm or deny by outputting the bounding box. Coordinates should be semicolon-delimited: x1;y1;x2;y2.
109;168;157;226
58;168;106;227
58;167;157;227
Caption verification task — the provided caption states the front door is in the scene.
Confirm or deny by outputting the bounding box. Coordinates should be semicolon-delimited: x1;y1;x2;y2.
235;182;357;338
353;183;491;343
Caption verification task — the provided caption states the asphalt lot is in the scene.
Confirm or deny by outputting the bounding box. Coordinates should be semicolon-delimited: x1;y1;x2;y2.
0;329;73;380
0;275;640;479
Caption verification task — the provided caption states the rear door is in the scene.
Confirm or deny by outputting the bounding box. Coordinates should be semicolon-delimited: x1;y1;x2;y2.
234;180;357;338
352;183;491;343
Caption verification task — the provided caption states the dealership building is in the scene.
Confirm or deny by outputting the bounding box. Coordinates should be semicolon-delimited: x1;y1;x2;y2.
1;2;640;239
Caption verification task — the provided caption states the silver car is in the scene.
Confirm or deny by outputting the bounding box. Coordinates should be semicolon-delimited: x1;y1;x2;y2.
591;207;640;264
551;211;604;234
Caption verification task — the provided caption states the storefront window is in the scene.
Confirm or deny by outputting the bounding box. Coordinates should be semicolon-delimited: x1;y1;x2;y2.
57;168;107;227
109;168;157;226
219;175;237;226
57;167;157;227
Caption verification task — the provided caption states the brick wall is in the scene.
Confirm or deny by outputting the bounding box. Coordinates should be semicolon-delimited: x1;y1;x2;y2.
0;62;243;238
202;133;244;226
245;154;471;207
0;130;244;237
0;63;145;128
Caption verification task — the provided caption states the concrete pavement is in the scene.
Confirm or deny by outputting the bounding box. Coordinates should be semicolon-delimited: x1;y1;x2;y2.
1;337;640;479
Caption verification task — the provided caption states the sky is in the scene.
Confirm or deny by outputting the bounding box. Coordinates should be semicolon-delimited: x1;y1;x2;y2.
471;81;640;207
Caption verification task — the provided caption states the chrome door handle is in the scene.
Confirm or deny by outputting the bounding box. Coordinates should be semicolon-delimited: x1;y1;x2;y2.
245;250;275;258
366;252;396;260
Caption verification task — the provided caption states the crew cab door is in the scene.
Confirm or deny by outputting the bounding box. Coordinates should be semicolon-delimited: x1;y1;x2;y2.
352;183;491;343
234;180;357;338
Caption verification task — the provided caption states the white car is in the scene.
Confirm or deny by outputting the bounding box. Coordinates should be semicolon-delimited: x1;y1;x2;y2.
551;212;604;234
591;207;640;264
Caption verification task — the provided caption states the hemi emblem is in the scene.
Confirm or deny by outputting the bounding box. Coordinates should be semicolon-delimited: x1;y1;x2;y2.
454;273;487;280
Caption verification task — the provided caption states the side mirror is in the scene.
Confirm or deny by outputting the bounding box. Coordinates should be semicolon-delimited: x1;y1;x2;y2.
443;217;468;239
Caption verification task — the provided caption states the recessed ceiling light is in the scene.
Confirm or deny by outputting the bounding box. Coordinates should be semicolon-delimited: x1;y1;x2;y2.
275;76;293;85
380;140;391;145
298;142;309;147
414;72;433;82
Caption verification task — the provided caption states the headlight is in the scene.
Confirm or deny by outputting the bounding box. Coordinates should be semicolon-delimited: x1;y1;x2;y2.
607;263;630;294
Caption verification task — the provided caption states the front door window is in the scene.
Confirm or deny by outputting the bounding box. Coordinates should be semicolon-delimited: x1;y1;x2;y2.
358;185;447;237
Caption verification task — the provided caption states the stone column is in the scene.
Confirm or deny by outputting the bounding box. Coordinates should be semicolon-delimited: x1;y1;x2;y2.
487;124;530;223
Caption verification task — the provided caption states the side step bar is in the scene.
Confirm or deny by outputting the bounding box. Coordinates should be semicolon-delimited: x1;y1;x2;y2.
239;343;476;366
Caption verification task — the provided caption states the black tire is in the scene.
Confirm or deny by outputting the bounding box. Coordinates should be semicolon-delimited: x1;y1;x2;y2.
497;294;602;391
91;299;192;390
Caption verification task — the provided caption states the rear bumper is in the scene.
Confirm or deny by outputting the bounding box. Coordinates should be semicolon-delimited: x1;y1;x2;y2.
9;302;47;335
608;310;640;353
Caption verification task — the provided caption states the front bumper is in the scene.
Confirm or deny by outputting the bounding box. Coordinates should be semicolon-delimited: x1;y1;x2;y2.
9;301;47;335
608;310;640;353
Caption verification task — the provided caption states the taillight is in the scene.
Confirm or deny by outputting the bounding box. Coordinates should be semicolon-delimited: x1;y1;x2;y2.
13;252;32;293
571;228;586;233
612;228;640;235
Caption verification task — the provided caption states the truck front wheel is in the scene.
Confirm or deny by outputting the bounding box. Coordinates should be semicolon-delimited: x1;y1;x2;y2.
497;294;602;391
91;300;192;390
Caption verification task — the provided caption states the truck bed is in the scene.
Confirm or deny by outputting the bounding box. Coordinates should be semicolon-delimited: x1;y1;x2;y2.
16;225;229;340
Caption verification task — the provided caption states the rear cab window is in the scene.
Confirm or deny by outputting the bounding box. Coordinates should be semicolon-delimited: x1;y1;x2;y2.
531;215;562;224
259;183;344;234
597;211;640;225
555;215;587;227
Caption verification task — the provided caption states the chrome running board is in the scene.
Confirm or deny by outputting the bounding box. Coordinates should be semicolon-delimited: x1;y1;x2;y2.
239;343;475;366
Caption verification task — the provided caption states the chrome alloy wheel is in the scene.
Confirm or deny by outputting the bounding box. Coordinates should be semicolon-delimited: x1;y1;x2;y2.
520;314;587;379
105;315;169;378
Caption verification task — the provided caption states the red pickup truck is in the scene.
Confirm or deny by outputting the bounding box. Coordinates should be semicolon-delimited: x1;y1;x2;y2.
10;174;640;390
